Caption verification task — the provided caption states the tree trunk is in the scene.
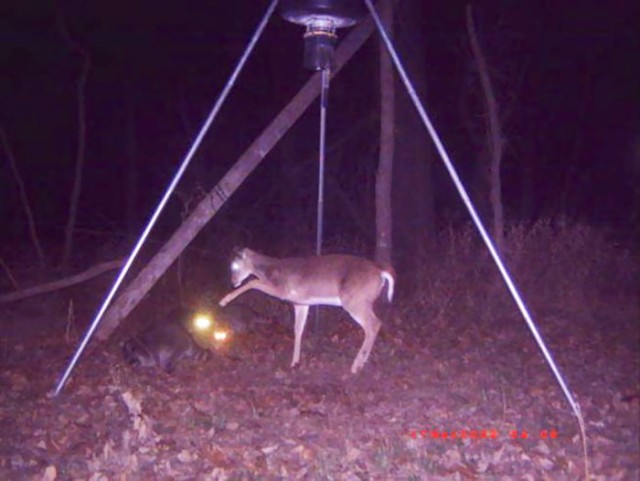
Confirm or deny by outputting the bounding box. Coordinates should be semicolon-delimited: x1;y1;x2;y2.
96;14;377;341
392;0;436;264
125;78;138;236
58;13;91;268
1;126;46;268
465;5;505;251
375;0;394;266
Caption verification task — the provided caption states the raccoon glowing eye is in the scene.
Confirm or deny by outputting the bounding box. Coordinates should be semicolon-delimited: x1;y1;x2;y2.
213;330;229;342
193;314;212;330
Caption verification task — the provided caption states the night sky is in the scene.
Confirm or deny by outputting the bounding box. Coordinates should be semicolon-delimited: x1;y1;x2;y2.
1;1;638;251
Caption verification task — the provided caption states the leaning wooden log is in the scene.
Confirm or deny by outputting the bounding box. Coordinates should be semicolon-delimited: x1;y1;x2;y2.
95;10;378;341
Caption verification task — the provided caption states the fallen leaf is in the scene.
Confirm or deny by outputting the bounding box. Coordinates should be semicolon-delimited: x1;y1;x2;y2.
41;465;56;481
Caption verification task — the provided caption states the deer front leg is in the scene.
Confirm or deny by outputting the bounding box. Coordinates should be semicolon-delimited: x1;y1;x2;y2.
291;305;310;368
219;286;247;307
219;279;282;306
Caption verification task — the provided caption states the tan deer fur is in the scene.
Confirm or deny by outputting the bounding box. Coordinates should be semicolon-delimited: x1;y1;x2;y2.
219;248;395;373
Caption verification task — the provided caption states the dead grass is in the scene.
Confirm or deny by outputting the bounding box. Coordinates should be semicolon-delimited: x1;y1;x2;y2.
399;218;638;331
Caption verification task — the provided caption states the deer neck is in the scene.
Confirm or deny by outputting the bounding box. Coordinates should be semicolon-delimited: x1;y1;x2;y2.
248;251;277;279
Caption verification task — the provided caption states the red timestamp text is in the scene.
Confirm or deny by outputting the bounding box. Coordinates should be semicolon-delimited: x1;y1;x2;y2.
407;428;559;441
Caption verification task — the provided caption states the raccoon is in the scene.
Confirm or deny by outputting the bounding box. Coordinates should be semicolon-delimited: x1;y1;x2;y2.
122;307;209;373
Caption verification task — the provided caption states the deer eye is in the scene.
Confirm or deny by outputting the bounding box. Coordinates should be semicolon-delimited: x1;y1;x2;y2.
231;261;240;271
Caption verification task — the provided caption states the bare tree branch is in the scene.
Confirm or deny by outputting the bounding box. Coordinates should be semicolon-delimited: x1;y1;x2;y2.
1;126;46;267
0;256;20;290
0;259;124;304
466;4;505;251
57;10;91;268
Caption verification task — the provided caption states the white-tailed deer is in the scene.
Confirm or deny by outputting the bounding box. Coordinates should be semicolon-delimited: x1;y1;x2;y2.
219;248;395;373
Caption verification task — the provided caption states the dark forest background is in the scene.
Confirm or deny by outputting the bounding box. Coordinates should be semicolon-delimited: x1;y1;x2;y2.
1;0;638;273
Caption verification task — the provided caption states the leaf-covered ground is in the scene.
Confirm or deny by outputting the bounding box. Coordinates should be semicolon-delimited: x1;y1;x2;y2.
1;285;638;481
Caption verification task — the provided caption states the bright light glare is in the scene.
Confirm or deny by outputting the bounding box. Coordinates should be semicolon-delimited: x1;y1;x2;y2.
193;314;212;330
213;330;229;342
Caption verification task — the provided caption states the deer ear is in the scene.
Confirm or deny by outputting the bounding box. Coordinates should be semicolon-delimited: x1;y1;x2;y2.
231;246;247;260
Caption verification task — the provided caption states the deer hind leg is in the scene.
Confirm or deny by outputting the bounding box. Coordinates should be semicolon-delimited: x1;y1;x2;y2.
343;301;382;374
291;305;310;368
